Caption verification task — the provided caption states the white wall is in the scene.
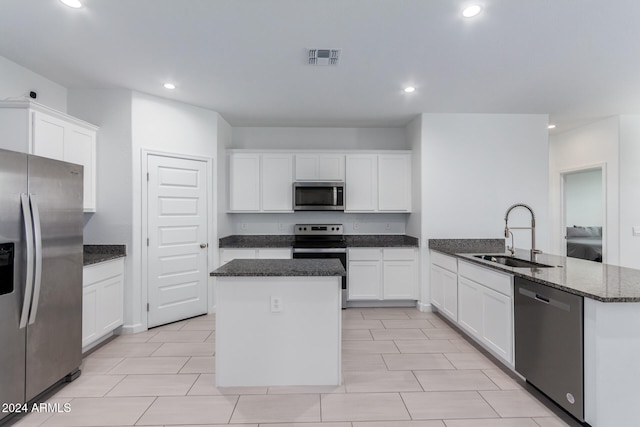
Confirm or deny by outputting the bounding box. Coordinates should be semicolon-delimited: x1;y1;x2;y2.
217;117;233;238
131;92;220;332
0;55;67;112
421;113;549;307
67;88;135;329
618;115;640;269
232;127;408;150
565;169;603;227
549;117;619;263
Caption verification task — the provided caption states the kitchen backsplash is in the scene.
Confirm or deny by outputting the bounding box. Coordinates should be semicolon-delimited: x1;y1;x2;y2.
229;212;409;235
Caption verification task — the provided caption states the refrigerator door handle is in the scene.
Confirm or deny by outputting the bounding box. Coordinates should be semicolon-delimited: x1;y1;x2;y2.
28;194;43;325
19;194;35;329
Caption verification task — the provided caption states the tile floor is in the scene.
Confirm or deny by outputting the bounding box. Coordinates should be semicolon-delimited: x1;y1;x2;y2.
11;308;579;427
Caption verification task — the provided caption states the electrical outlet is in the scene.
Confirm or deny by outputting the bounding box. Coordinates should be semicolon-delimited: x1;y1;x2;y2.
353;222;359;230
278;222;285;231
240;223;248;231
385;223;391;230
270;296;283;313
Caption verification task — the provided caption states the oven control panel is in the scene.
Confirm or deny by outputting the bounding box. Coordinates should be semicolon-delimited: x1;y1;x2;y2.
295;224;343;235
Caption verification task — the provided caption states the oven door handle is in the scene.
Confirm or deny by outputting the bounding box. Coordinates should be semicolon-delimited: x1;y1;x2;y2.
293;248;347;254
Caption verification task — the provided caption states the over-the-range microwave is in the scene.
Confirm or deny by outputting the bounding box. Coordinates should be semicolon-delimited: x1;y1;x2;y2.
293;182;345;211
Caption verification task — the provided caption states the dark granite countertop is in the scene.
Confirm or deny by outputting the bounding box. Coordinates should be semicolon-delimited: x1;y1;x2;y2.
429;239;640;302
219;234;418;248
83;245;126;266
210;259;346;277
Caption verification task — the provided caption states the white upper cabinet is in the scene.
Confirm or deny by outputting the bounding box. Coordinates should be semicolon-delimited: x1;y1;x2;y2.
262;153;293;211
0;101;98;212
229;153;261;211
228;152;293;213
346;152;411;213
345;154;378;212
295;153;345;181
378;153;411;212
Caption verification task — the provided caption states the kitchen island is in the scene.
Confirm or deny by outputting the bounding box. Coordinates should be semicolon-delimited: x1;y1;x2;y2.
429;239;640;427
210;258;345;387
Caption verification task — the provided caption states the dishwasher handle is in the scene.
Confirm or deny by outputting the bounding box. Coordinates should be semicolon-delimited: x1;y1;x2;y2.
518;287;571;312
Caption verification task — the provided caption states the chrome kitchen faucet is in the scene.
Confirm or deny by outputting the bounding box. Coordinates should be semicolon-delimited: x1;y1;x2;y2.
504;203;542;261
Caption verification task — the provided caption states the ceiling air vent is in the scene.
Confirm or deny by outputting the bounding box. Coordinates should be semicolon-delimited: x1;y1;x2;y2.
307;48;341;66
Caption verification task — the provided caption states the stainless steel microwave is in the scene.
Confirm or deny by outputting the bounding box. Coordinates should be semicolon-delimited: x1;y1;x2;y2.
293;182;345;211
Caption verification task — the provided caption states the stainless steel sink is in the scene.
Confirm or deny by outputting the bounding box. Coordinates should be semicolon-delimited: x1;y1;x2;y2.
474;255;556;268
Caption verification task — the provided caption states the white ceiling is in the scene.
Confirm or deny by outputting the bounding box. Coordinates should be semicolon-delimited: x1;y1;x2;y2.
1;0;640;130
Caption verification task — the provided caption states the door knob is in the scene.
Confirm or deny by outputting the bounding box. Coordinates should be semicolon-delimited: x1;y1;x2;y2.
200;243;208;249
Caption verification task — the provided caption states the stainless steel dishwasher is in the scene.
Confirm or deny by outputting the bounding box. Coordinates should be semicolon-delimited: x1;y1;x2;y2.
514;277;584;422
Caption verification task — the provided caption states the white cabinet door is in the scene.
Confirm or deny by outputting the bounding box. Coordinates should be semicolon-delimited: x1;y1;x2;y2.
295;153;345;181
32;112;65;160
82;285;99;348
348;261;382;300
481;286;513;364
65;125;97;211
430;265;445;310
345;154;377;212
262;154;293;212
229;153;261;211
442;268;458;320
383;260;417;299
458;276;482;336
99;275;124;334
378;154;411;212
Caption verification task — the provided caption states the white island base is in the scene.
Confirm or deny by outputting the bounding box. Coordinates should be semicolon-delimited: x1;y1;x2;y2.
215;276;342;387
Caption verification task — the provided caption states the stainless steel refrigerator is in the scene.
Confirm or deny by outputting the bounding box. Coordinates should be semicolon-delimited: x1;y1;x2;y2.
0;148;83;422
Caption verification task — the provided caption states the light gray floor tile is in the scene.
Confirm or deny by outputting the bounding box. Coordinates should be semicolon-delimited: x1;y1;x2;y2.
401;391;499;419
443;419;540;427
106;373;198;396
10;397;72;427
268;384;346;394
112;330;159;343
394;339;459;353
532;417;573;426
230;394;321;423
450;338;478;352
109;356;189;374
147;330;211;343
382;353;456;370
354;421;445;427
382;319;436;329
361;310;412;320
371;328;428;340
444;352;496;369
344;371;422;392
54;374;125;397
481;368;523;390
41;397;154;426
151;342;214;357
256;423;350;427
341;353;389;371
479;390;555;418
137;395;238;425
188;374;268;396
342;340;399;354
88;342;162;358
179;356;215;373
79;357;124;375
180;319;215;331
321;392;411;422
422;328;463;340
342;329;374;340
343;319;385;329
414;370;499;391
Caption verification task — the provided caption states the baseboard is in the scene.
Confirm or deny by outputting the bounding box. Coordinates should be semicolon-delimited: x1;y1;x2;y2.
120;322;145;335
417;301;434;312
346;300;418;308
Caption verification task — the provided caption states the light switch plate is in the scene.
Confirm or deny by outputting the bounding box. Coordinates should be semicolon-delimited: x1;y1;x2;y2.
633;226;640;236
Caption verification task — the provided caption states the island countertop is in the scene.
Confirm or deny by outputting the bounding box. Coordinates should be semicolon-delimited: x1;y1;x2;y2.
429;239;640;302
210;258;346;277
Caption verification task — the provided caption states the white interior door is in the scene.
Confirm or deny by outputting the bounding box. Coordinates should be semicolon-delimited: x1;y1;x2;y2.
147;154;208;328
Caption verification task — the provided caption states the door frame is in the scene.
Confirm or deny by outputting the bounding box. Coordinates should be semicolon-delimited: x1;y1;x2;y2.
141;149;216;331
559;162;607;262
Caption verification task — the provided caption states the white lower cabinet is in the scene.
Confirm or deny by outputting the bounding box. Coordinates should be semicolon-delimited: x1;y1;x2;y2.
348;247;418;301
430;251;458;321
219;248;292;265
82;258;125;352
458;260;514;365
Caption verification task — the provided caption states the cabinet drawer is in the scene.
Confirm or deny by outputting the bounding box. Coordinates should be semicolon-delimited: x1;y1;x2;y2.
459;261;512;297
430;251;457;272
348;248;381;261
83;259;124;287
383;248;416;261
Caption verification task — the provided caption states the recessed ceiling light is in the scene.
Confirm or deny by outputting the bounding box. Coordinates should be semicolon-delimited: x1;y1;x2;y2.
548;124;556;129
163;83;176;90
462;4;482;18
60;0;82;8
404;86;416;93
